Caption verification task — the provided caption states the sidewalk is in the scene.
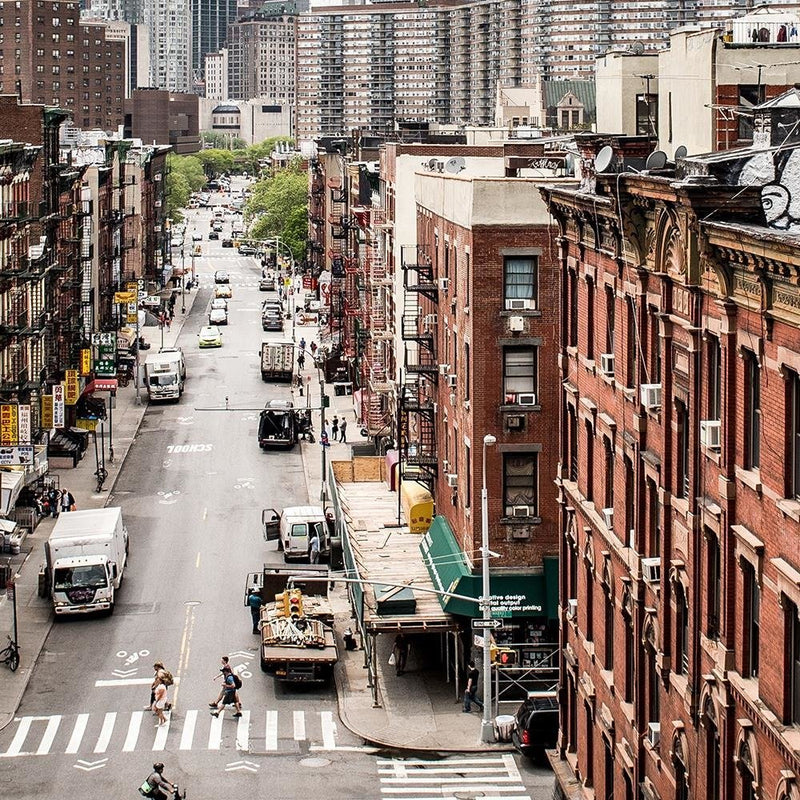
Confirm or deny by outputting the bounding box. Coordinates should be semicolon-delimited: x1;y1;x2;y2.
0;285;202;731
293;325;514;752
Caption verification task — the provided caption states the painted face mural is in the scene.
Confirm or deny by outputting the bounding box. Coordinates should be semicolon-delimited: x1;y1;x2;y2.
759;149;800;233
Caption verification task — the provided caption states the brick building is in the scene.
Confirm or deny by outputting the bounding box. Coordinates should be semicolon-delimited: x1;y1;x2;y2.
0;1;125;131
543;92;800;800
123;89;201;154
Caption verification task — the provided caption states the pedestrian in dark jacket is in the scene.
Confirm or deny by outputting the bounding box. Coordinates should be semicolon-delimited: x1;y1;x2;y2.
247;587;263;635
331;416;339;441
339;419;347;443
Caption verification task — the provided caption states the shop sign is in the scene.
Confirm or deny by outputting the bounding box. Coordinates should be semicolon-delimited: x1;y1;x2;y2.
53;385;65;429
0;446;33;466
17;404;30;445
41;395;53;429
80;348;92;376
64;369;80;405
114;291;137;304
95;359;116;377
0;404;18;445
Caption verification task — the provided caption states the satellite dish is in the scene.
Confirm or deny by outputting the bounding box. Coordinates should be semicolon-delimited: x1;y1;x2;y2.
674;145;688;159
645;150;668;170
594;146;615;174
423;158;437;170
445;156;466;174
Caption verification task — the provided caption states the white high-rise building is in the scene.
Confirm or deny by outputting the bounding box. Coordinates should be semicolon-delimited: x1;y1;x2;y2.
144;0;192;92
205;49;229;100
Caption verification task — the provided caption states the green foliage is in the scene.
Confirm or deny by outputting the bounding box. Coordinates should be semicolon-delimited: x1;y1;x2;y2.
246;158;307;262
195;148;235;177
201;131;246;150
236;137;294;175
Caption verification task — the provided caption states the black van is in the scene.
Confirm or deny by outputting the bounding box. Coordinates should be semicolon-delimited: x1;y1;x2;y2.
511;691;559;761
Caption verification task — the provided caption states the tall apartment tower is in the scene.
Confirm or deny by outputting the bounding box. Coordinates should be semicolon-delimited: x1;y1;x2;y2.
0;1;126;130
191;0;238;78
205;49;229;101
227;4;298;102
143;0;192;92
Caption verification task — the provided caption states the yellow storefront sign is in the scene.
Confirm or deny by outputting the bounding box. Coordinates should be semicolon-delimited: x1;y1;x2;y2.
0;403;18;445
80;348;92;376
41;395;53;429
65;369;80;405
114;291;137;304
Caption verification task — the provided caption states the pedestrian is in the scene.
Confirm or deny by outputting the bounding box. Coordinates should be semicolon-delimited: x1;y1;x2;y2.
299;337;306;352
152;677;169;727
147;661;168;710
463;660;483;712
339;419;347;443
169;306;175;321
331;415;339;441
295;373;304;397
320;430;330;448
309;530;321;564
393;633;409;676
210;666;242;717
209;656;231;707
298;352;305;370
310;341;318;357
60;488;75;513
48;486;59;518
247;586;263;635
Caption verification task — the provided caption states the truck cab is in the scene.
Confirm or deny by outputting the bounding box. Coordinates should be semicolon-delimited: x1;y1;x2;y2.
144;348;186;401
263;505;329;562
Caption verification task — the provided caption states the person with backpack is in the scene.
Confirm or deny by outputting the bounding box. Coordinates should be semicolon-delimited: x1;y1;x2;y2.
60;488;75;513
210;665;242;717
139;762;175;799
152;676;169;727
147;662;173;713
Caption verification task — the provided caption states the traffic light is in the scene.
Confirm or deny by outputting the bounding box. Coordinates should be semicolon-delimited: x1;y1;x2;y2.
287;589;304;620
497;648;518;666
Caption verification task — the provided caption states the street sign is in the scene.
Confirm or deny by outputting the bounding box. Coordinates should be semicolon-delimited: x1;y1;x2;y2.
471;619;504;630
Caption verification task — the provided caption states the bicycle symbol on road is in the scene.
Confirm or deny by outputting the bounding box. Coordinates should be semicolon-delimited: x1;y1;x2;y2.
158;490;181;505
234;478;255;490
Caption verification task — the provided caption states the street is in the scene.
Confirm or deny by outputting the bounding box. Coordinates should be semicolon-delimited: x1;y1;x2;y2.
0;199;555;799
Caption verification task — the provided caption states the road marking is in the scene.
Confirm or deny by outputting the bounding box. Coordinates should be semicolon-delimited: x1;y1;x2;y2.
208;711;224;749
225;759;259;773
173;603;197;710
65;714;89;754
196;551;201;568
123;712;143;752
293;710;305;741
236;710;250;751
94;712;116;753
95;678;154;687
265;710;277;751
37;716;61;755
5;717;34;757
153;715;170;750
180;710;197;750
320;711;335;750
73;757;108;772
111;668;137;678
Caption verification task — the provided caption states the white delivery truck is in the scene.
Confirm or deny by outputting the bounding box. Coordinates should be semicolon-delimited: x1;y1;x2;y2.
144;347;186;401
44;507;128;616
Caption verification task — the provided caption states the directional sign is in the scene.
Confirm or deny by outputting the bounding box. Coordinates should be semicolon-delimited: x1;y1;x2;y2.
471;618;504;630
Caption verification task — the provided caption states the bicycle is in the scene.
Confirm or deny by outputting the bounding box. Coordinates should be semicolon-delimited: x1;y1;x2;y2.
0;635;20;672
95;467;109;493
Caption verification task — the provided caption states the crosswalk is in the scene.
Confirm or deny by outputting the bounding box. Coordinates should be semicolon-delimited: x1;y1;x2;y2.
0;707;346;758
376;754;531;800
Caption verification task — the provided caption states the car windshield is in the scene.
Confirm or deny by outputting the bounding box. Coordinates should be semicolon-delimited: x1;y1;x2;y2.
149;374;177;386
54;565;108;590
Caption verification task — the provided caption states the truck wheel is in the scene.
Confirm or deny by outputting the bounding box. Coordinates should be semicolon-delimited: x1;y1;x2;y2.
261;655;269;673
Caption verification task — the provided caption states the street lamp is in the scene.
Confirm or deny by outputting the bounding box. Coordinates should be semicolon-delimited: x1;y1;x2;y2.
481;432;497;742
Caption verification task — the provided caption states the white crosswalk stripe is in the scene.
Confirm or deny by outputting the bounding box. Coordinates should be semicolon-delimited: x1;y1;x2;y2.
0;709;347;758
376;754;531;800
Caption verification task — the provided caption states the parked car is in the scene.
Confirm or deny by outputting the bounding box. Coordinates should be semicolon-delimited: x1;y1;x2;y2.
192;231;203;242
209;307;228;326
215;285;232;299
198;325;223;348
208;231;219;240
238;243;257;256
511;692;559;762
262;312;283;332
214;270;230;284
259;276;275;291
210;298;228;311
221;238;234;248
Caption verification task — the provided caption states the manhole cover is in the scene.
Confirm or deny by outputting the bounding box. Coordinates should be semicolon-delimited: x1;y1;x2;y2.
298;757;331;768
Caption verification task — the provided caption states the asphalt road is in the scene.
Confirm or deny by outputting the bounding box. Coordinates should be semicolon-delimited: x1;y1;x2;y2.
0;192;556;799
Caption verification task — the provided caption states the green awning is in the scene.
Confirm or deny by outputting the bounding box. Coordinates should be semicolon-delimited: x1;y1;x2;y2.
420;515;558;620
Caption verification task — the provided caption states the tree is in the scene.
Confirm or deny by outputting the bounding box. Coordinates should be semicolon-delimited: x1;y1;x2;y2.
195;148;235;177
201;131;246;150
237;137;294;175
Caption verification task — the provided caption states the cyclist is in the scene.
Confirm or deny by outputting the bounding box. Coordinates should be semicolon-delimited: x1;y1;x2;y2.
140;762;176;799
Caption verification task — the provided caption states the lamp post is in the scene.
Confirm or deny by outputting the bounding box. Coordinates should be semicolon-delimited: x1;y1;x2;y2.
481;432;497;742
180;237;186;314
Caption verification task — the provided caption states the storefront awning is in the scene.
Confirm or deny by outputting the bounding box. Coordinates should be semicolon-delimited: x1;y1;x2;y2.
420;515;558;620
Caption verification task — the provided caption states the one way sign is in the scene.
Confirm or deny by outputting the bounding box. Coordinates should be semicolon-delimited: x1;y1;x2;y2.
472;618;504;630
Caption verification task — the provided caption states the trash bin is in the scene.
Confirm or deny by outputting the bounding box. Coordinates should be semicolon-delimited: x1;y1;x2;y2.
494;714;516;743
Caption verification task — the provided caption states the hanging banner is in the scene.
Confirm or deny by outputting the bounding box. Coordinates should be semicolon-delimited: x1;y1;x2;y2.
41;394;54;429
53;385;65;429
17;404;31;445
64;369;80;405
0;404;18;445
80;348;92;376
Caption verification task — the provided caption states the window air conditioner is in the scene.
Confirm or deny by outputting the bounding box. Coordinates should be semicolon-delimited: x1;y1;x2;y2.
700;420;721;450
446;473;458;488
641;557;661;585
602;507;614;528
505;298;531;311
640;384;662;410
518;393;537;406
647;722;661;748
513;505;531;517
566;598;577;620
600;353;615;376
438;363;450;375
447;374;457;388
438;277;450;292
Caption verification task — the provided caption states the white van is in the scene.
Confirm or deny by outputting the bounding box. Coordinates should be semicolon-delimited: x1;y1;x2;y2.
263;505;329;562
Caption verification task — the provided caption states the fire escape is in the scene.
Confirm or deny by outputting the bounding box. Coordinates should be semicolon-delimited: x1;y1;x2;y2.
308;161;326;275
327;175;347;344
399;245;438;490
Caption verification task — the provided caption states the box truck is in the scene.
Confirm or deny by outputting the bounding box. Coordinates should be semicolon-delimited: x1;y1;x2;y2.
144;347;186;401
44;507;128;616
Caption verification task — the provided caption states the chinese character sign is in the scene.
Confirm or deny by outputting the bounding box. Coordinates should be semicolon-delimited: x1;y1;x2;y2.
41;395;53;429
52;385;65;429
17;404;31;444
0;404;18;445
64;369;80;405
80;348;92;376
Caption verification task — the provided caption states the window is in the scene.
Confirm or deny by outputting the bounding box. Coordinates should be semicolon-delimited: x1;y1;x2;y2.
603;437;614;510
623;604;634;702
676;400;689;499
707;532;721;640
585;421;594;502
502;453;538;516
788;601;800;723
788;370;800;499
675;584;689;676
605;286;615;354
647;477;660;557
626;297;637;388
744;350;761;469
503;255;538;307
645;637;659;724
604;588;614;669
648;306;661;381
568;269;578;347
586;278;595;360
568;406;578;482
706;711;720;800
464;443;470;509
635;93;658;136
744;563;760;679
738;84;765;141
503;347;537;403
624;455;634;546
585;560;593;641
464;342;470;401
707;335;721;420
